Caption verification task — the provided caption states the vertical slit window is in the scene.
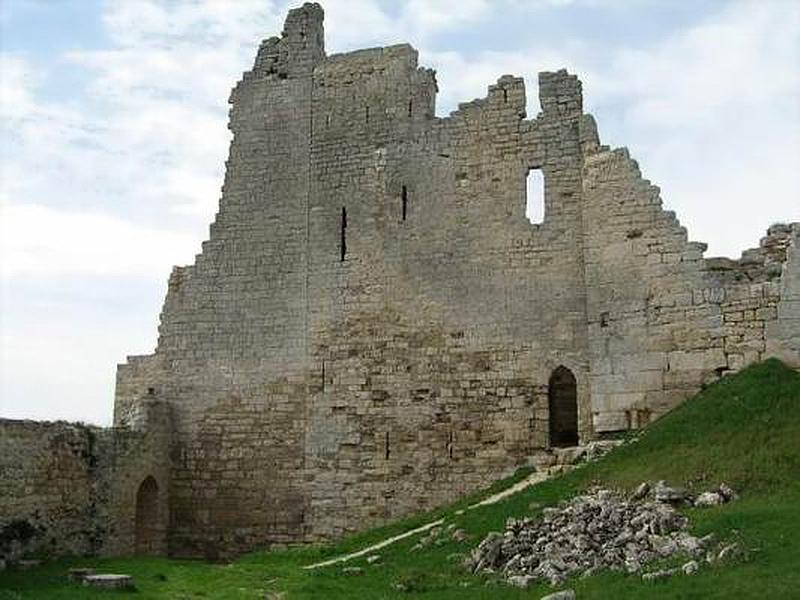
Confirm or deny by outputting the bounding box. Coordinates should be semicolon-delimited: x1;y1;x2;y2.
408;99;413;117
365;105;370;123
340;207;347;262
384;431;390;460
526;168;544;224
401;185;408;221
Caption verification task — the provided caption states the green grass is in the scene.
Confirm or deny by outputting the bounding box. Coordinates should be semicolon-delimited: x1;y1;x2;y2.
2;359;799;599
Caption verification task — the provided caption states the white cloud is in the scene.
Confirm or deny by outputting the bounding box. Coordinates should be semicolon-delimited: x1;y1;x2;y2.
0;53;38;119
405;0;490;32
0;203;198;279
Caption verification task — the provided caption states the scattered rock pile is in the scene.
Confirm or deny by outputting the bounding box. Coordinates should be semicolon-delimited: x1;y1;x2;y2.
465;482;737;587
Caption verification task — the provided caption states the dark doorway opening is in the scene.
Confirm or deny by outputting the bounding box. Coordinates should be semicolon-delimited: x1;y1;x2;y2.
135;476;160;554
548;366;578;447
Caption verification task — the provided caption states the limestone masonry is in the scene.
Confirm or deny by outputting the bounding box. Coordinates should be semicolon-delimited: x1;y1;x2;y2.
2;3;798;563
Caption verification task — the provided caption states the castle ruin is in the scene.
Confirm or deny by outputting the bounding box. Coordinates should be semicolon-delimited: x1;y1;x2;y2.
2;3;798;563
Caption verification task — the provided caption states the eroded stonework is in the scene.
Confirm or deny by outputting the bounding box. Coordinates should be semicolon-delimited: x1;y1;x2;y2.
2;2;797;563
112;3;798;558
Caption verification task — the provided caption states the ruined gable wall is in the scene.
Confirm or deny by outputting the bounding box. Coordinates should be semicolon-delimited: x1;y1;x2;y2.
582;147;799;432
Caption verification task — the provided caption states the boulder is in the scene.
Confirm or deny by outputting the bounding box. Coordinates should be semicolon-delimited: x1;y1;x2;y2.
694;491;724;507
653;480;689;504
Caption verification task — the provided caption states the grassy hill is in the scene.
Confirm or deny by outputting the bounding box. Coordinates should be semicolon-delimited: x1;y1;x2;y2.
2;359;799;599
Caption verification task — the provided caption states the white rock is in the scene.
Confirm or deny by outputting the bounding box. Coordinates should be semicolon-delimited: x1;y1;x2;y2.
694;491;724;507
540;590;576;600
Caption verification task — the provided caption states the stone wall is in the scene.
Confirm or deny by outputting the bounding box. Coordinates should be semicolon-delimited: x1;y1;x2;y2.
582;151;798;431
0;420;101;564
105;2;799;558
0;400;172;564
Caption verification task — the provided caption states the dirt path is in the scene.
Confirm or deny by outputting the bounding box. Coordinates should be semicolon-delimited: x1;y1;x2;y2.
304;470;550;570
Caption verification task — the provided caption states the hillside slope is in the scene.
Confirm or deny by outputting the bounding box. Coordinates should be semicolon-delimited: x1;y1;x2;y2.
1;359;799;599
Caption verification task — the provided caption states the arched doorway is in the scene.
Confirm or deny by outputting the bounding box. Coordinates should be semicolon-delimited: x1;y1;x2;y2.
135;476;160;554
548;366;578;447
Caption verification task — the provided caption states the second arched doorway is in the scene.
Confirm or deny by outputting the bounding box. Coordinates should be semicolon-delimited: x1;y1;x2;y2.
548;366;578;447
135;475;160;555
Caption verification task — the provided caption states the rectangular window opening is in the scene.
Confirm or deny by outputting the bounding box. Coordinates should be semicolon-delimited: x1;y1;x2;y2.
340;207;347;262
526;168;544;224
401;185;408;221
384;431;390;460
408;99;413;117
365;105;370;123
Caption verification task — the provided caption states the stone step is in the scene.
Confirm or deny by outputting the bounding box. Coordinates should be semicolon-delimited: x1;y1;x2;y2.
82;574;133;589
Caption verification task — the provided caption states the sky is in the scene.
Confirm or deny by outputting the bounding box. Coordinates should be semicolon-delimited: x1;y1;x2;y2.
1;0;798;425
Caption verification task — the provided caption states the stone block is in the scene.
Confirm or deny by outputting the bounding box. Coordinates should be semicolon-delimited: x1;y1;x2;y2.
83;574;134;589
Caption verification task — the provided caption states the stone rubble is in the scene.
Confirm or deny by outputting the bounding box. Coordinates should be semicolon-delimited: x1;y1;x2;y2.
465;481;738;587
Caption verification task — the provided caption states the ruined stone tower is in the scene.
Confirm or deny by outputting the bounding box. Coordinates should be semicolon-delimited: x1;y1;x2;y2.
7;3;794;562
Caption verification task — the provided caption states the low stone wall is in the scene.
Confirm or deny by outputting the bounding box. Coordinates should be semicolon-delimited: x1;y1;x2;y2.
0;420;104;565
0;400;172;566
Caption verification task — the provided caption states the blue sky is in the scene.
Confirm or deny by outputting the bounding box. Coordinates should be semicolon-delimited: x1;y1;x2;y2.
1;0;799;425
